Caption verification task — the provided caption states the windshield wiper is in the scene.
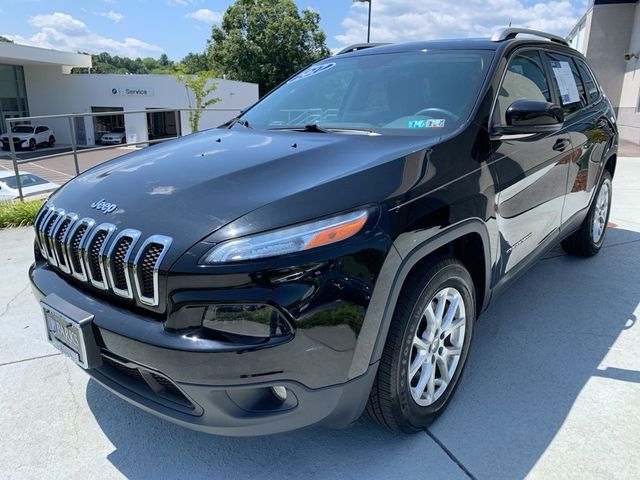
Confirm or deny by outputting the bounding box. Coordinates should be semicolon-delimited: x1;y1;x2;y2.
301;124;329;133
225;117;253;129
268;124;374;134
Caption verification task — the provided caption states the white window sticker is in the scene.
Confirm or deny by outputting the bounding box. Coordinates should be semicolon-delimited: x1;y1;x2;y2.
551;61;581;105
287;63;336;83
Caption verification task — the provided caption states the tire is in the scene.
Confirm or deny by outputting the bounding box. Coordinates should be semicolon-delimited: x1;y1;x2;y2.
365;257;475;433
120;137;126;145
29;139;36;151
48;135;55;147
561;170;612;257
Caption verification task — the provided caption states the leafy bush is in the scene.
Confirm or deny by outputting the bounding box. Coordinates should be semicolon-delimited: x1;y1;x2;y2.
0;199;43;228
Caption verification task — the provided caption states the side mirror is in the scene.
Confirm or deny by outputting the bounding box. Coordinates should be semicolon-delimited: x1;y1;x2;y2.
498;99;564;134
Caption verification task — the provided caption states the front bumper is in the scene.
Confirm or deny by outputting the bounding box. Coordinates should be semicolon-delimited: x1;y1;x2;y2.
29;249;384;435
1;139;28;150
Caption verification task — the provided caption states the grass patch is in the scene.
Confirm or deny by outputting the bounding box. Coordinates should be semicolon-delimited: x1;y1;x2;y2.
0;199;43;228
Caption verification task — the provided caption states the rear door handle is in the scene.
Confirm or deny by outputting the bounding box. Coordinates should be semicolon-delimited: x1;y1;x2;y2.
552;138;571;152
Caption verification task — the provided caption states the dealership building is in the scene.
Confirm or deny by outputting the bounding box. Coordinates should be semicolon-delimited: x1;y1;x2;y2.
567;0;640;144
0;42;258;146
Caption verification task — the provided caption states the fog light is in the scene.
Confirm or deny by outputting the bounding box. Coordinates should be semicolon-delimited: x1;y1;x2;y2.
271;386;288;401
202;304;291;338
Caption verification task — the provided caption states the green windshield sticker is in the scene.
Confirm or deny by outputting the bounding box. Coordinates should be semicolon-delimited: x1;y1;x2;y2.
408;119;446;128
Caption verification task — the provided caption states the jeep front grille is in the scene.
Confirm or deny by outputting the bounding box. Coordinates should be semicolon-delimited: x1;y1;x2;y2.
35;205;172;307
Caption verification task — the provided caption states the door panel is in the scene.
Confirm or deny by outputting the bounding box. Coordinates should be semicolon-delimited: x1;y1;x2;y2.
492;132;571;273
553;57;614;223
490;50;570;275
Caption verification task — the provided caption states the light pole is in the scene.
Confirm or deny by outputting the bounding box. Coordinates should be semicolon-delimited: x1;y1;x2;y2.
354;0;372;43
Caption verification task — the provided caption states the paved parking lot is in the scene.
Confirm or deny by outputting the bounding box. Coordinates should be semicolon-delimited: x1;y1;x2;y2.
0;147;133;185
0;158;639;479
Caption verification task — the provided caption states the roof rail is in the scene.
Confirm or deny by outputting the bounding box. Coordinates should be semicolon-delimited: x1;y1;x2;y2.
335;43;389;55
491;27;569;46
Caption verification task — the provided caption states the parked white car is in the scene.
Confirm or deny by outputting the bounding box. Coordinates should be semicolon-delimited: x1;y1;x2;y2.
0;170;59;201
1;125;56;151
100;127;127;145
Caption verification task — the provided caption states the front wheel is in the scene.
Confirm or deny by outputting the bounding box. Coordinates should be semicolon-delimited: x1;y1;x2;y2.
29;139;36;151
562;170;612;257
365;257;475;432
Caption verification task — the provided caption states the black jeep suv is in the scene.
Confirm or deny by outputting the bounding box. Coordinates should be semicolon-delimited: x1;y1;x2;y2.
30;28;617;436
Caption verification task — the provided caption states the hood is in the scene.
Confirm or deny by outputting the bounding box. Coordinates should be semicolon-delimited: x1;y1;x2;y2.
48;128;434;263
3;133;31;140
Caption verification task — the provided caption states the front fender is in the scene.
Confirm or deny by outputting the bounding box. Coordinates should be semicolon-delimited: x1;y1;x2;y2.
347;218;492;380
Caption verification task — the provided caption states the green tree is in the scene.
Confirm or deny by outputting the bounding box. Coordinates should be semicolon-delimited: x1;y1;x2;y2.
0;36;13;43
173;68;221;133
208;0;330;96
180;52;211;74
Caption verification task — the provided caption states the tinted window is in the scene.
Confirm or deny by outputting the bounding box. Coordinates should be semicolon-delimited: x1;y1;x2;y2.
35;126;46;133
496;50;551;125
2;174;47;189
546;52;587;114
12;126;34;133
242;50;494;135
575;59;600;103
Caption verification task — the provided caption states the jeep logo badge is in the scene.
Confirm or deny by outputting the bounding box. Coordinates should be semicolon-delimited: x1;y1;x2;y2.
90;198;117;214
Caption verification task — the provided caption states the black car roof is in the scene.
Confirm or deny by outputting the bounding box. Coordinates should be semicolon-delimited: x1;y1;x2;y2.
339;37;575;57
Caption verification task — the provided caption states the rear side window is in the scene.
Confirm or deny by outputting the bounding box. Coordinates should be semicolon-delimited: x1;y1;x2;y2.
496;50;551;125
575;59;600;103
546;52;587;114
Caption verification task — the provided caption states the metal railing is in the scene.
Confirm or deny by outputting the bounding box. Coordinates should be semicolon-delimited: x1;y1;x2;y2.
3;107;241;201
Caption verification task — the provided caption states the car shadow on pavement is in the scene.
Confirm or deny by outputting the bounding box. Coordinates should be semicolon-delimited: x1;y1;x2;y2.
86;227;640;480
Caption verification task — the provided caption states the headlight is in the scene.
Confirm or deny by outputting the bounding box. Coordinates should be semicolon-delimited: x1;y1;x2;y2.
200;209;369;264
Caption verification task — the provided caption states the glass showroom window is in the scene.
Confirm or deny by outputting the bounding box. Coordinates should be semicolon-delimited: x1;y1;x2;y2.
0;64;30;135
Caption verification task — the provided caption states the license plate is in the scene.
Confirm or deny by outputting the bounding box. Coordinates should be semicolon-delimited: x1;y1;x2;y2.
41;294;102;369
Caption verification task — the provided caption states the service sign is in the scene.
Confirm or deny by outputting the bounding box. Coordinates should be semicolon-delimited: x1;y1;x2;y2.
111;87;154;97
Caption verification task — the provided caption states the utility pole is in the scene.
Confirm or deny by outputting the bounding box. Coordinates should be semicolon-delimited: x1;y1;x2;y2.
354;0;372;43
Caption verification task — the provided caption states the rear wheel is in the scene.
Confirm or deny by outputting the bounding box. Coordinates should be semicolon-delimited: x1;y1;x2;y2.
562;170;612;257
48;135;56;147
29;139;36;151
365;257;475;432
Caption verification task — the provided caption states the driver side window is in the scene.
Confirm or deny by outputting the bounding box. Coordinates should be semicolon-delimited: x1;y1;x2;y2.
496;50;552;126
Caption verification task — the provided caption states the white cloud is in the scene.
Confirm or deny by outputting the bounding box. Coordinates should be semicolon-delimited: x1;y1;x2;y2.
3;12;163;57
169;0;202;6
336;0;583;46
186;8;222;23
94;10;124;23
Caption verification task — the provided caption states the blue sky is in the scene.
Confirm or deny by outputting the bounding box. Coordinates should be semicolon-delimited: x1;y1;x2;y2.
0;0;588;60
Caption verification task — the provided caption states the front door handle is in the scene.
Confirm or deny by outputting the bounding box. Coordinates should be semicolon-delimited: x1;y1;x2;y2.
552;138;571;152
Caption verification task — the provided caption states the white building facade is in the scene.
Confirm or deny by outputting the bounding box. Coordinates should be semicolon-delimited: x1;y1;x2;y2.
0;42;259;146
567;0;640;144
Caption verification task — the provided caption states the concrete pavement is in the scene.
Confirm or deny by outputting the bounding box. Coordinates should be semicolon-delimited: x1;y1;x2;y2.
0;159;639;479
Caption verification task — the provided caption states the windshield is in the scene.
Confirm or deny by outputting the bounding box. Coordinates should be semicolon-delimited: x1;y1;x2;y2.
241;50;493;135
111;127;125;133
12;126;34;133
2;174;48;189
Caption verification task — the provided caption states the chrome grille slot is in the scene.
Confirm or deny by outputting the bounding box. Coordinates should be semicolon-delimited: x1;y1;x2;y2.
134;235;172;307
83;223;116;290
33;206;50;251
52;213;77;273
45;209;68;267
113;238;132;288
66;218;94;281
106;229;141;299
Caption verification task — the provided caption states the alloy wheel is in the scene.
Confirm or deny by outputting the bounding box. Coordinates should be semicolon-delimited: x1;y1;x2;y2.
408;287;466;407
592;180;610;244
